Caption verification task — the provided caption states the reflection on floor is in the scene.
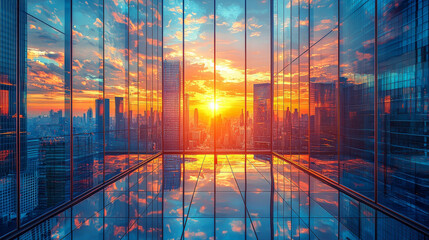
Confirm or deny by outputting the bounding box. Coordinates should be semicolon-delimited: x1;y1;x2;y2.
19;155;428;240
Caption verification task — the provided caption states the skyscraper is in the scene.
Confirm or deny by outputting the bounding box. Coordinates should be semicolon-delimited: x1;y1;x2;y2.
163;60;182;150
194;108;198;128
115;97;125;139
38;138;69;209
184;94;189;149
95;98;110;137
87;108;93;123
253;83;271;149
0;0;16;177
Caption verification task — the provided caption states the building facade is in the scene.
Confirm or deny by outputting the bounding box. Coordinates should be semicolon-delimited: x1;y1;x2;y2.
272;0;429;231
0;0;163;237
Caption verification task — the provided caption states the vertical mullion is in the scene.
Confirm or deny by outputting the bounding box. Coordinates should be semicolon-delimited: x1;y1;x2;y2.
102;1;106;239
69;0;74;237
182;0;185;152
244;154;247;238
374;0;379;205
137;1;142;236
16;0;21;230
337;1;341;239
127;0;130;234
244;0;247;153
145;1;148;155
270;0;273;153
214;0;217;157
161;0;164;153
336;0;341;185
102;0;106;184
307;0;310;169
70;0;74;201
270;157;274;239
137;0;140;161
127;0;131;170
182;154;185;238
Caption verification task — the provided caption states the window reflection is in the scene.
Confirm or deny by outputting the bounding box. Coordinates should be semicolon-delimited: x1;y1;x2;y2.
0;0;17;235
21;7;71;223
17;155;428;239
273;0;429;230
0;0;163;236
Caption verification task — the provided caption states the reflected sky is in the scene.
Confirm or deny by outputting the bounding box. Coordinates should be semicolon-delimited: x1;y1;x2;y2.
16;154;428;239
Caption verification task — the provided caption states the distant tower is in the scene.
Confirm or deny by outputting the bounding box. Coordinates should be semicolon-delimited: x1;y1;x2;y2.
253;83;271;149
115;97;124;138
240;109;244;126
95;98;110;139
194;108;198;127
38;138;69;208
184;94;189;149
87;107;93;123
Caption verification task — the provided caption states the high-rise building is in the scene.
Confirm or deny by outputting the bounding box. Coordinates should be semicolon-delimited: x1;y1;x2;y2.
194;108;198;128
38;138;69;209
115;97;125;139
95;98;110;137
253;83;271;149
163;155;181;191
0;1;18;233
72;134;95;195
184;94;189;149
87;108;93;123
163;60;182;151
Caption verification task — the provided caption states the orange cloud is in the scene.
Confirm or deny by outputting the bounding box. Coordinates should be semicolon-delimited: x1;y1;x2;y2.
229;21;245;33
93;18;103;28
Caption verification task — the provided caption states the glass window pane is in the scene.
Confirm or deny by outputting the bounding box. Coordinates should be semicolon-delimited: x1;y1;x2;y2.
377;0;429;226
339;0;375;199
163;0;183;151
216;0;245;151
72;0;104;197
309;31;338;182
184;0;215;152
104;0;129;180
21;13;71;223
247;0;271;151
0;0;17;236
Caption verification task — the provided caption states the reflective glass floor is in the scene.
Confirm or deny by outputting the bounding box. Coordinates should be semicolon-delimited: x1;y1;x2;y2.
16;155;428;240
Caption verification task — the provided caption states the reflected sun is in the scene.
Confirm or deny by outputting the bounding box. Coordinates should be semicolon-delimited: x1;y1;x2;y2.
209;101;219;111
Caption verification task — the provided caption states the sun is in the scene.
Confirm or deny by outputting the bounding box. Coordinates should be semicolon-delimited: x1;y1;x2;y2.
209;101;219;111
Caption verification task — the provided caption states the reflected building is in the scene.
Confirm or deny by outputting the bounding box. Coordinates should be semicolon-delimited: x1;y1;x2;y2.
253;83;271;149
163;155;181;191
163;60;182;151
95;98;110;137
0;0;18;232
38;138;69;209
184;94;189;149
194;108;198;128
87;108;93;124
115;97;125;139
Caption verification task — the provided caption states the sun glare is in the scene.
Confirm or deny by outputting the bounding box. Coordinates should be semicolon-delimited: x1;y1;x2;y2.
209;101;219;111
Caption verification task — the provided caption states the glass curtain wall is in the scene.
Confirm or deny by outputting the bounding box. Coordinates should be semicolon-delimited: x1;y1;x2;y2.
163;0;272;153
273;0;429;229
0;0;163;237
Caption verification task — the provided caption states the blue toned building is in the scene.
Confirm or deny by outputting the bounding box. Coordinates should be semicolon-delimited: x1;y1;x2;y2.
253;83;271;149
163;60;182;151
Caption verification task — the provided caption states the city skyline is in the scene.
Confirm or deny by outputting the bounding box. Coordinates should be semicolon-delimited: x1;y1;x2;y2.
1;0;428;239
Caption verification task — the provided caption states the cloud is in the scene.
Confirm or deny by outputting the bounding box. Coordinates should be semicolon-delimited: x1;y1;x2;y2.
93;18;103;28
229;21;245;33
